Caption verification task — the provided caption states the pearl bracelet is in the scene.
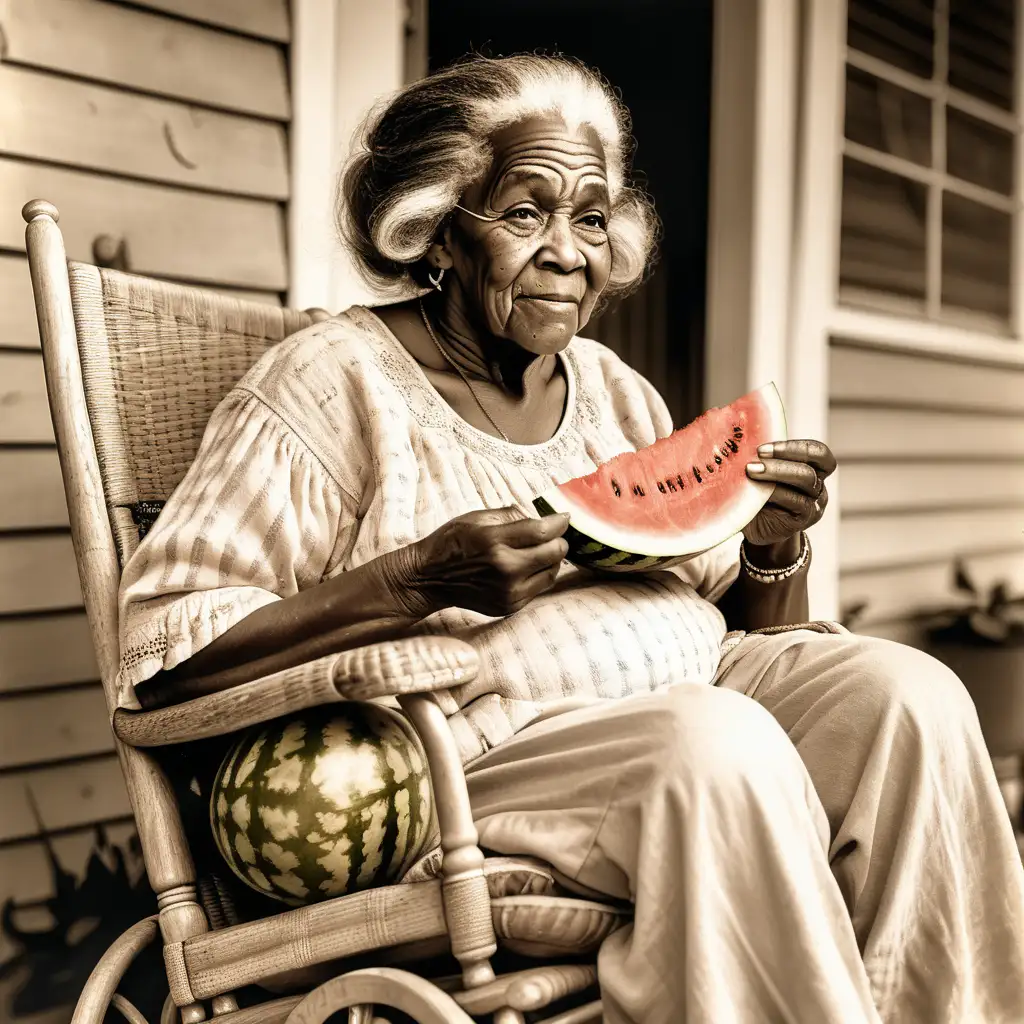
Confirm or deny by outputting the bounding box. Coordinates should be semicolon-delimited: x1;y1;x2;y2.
740;532;810;584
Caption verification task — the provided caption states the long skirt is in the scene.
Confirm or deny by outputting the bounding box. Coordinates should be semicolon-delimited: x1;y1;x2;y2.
464;627;1024;1023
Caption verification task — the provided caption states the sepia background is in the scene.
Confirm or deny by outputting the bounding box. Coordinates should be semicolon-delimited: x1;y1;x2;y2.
1;0;1023;1020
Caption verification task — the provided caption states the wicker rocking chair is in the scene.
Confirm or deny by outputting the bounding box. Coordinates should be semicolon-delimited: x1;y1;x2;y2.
22;199;630;1024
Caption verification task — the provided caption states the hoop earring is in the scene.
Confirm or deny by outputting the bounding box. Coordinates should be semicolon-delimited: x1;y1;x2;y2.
428;267;445;291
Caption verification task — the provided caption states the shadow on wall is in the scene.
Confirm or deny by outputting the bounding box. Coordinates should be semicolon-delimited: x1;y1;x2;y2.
0;819;162;1024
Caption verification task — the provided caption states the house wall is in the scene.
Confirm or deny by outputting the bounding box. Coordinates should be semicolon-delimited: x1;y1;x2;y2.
831;334;1024;642
774;0;1024;634
815;0;1024;643
0;0;291;996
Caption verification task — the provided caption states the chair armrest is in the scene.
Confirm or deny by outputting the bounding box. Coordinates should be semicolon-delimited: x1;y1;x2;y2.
112;635;478;747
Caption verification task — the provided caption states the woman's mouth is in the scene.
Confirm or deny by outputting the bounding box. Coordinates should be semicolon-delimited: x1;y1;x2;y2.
518;295;579;306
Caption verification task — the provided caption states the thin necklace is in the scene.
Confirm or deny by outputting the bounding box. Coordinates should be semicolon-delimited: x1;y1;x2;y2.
418;298;512;443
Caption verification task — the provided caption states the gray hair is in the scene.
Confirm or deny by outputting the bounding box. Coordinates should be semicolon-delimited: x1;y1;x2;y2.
337;53;660;297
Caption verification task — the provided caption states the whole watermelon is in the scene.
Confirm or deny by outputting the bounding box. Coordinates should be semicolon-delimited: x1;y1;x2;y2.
209;703;434;906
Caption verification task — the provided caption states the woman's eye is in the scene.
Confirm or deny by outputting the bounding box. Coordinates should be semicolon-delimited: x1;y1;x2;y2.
579;213;607;230
505;207;540;222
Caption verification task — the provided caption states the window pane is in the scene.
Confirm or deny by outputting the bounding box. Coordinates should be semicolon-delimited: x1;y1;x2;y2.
845;66;932;166
946;107;1015;195
941;192;1011;318
841;157;928;301
948;0;1015;111
848;0;935;80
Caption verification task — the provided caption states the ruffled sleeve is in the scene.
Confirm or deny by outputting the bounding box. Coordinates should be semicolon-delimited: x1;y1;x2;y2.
116;389;358;706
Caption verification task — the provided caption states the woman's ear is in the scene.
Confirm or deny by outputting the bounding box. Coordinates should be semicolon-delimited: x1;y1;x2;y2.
424;241;454;272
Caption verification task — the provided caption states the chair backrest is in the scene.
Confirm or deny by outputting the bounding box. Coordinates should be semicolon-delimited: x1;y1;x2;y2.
24;200;319;712
67;262;318;567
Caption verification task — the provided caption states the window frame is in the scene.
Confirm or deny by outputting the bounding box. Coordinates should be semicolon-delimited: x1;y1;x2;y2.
837;0;1024;346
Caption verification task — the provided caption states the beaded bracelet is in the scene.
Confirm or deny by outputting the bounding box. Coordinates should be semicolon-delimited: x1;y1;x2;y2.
740;532;810;585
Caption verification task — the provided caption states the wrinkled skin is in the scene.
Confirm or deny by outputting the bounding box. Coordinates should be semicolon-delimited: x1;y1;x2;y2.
385;507;572;620
427;114;614;364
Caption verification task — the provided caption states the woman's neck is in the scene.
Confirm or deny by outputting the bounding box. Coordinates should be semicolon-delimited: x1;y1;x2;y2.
422;294;555;398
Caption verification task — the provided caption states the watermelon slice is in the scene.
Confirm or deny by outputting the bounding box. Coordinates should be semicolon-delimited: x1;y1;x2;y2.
534;382;787;572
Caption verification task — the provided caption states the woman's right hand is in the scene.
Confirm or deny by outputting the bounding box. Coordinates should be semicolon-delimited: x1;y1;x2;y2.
381;507;571;619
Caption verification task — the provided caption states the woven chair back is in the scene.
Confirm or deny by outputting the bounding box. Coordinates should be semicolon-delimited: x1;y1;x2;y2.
67;263;316;567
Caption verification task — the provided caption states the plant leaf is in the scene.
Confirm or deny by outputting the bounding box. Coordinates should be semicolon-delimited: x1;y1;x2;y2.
968;610;1010;643
840;600;868;628
953;558;977;597
988;582;1010;615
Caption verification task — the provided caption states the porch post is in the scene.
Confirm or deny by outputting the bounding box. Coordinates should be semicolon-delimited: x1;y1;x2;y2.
288;0;407;313
788;0;848;620
706;0;844;620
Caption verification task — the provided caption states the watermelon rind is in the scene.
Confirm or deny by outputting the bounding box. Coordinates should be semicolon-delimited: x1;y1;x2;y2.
534;382;788;568
208;704;434;907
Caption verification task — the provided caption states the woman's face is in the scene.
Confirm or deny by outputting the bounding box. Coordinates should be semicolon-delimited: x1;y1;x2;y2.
441;115;614;355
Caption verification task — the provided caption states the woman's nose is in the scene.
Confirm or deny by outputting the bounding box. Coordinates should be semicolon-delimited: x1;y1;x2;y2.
537;214;586;272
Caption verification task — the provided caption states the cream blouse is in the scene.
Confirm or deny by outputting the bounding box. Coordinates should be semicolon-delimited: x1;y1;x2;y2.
118;306;741;763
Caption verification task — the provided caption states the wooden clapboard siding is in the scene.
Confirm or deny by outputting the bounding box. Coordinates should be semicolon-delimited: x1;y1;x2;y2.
0;253;38;349
840;461;1024;513
0;535;83;614
0;159;288;290
0;687;114;770
0;821;138;905
830;405;1024;459
830;342;1024;414
832;339;1024;633
0;613;98;692
0;754;129;842
0;0;290;120
0;450;68;531
125;0;290;42
839;508;1024;572
0;352;52;443
0;64;289;198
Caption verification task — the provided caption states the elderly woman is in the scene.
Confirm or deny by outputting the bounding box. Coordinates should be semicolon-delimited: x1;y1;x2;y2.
119;54;1024;1024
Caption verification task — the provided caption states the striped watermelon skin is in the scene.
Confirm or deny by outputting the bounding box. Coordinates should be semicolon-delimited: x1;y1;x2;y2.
533;496;695;572
209;703;433;907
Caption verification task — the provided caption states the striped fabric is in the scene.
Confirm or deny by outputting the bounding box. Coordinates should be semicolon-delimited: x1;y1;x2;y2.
118;307;741;763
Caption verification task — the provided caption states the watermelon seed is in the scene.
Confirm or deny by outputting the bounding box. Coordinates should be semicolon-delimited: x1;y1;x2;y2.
706;463;714;474
632;483;645;497
733;426;744;440
657;481;666;493
665;478;677;492
726;438;739;454
692;466;702;484
714;452;723;465
611;478;622;497
676;475;686;490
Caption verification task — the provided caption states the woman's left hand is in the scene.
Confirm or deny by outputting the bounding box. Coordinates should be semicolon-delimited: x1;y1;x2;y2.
743;439;837;548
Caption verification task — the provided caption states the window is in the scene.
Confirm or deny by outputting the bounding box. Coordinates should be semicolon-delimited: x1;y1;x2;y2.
840;0;1019;334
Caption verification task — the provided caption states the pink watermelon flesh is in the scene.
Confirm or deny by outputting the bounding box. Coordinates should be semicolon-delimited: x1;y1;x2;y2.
536;382;787;562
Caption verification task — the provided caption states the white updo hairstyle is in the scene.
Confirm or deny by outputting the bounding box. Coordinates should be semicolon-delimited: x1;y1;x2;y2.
337;52;660;299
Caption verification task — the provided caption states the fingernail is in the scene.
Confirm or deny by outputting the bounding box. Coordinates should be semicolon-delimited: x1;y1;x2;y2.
747;462;766;474
757;443;774;459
